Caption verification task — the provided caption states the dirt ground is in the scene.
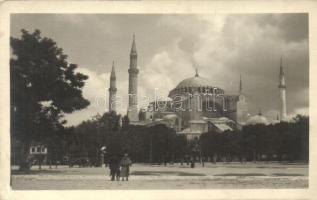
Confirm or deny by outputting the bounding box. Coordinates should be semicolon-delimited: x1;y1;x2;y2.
11;162;308;190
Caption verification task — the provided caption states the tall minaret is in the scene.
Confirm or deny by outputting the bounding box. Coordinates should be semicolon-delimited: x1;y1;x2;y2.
278;57;287;120
236;74;248;125
127;34;139;122
239;74;242;95
108;61;117;112
190;68;202;121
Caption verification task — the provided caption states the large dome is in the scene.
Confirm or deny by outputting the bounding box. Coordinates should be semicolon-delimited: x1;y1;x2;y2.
168;70;224;97
176;76;213;88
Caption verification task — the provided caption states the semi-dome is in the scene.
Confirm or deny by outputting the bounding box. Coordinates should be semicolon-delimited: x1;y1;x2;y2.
163;113;178;120
246;111;269;125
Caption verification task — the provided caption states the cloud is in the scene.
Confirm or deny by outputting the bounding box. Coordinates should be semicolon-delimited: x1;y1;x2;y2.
189;14;309;119
140;41;194;99
63;67;109;125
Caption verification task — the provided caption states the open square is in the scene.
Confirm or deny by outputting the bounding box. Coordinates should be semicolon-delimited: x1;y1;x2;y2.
11;162;308;190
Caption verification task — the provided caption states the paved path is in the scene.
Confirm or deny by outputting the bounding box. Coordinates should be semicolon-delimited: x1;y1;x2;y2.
11;163;308;189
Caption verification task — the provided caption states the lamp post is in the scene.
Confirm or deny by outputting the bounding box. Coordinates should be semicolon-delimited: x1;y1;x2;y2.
149;132;153;163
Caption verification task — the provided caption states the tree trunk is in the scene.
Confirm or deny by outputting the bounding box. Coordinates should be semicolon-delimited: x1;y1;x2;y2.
55;152;58;169
149;136;153;163
19;142;31;171
49;159;52;169
253;150;256;163
38;157;42;170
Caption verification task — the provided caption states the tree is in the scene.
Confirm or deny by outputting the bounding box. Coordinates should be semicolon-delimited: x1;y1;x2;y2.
11;29;90;170
293;115;309;162
146;124;176;163
117;125;148;162
173;134;187;163
121;115;130;129
71;112;124;166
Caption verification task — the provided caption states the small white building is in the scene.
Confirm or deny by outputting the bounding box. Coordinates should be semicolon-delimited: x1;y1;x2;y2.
29;143;47;155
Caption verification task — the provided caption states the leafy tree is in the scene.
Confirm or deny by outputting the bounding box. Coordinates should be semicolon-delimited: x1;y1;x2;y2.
71;112;309;165
173;134;188;162
199;115;309;163
293;115;309;161
146;124;176;163
71;112;122;166
11;29;90;170
121;115;130;129
117;125;148;162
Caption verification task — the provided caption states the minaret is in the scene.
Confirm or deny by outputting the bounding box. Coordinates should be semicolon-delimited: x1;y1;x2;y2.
278;57;287;120
190;68;202;121
127;34;139;122
108;61;117;112
236;74;248;125
239;74;242;95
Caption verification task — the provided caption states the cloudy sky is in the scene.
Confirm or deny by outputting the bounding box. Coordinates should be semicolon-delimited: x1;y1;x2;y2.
11;14;309;126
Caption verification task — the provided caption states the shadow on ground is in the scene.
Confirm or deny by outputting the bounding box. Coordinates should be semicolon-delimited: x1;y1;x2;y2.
130;171;206;176
11;169;62;175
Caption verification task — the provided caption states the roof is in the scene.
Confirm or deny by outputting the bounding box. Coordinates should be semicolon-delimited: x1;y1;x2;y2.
214;123;233;132
189;119;207;124
203;117;234;124
246;115;269;125
176;76;213;88
168;73;225;97
178;127;202;134
162;114;178;120
30;141;47;146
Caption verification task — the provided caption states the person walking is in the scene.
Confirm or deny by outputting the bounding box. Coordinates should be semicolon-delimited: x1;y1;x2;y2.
190;156;195;168
108;154;120;181
120;153;132;181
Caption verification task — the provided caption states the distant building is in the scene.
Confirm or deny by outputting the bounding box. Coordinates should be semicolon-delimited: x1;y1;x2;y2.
139;69;246;139
104;35;250;139
246;110;269;125
106;36;290;139
29;141;48;165
29;142;48;155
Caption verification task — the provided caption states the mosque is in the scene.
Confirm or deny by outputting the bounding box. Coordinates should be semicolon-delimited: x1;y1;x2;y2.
108;35;287;139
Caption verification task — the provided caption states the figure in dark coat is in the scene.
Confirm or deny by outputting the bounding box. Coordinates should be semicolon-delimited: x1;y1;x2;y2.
120;153;132;181
108;154;120;181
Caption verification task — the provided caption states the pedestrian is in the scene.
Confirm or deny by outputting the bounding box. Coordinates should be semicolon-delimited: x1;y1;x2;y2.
202;156;205;167
190;156;195;168
108;154;120;181
120;153;132;181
